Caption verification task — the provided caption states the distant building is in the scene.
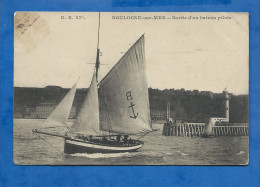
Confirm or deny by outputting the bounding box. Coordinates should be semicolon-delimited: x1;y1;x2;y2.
192;89;199;94
150;110;167;120
35;102;55;118
23;102;76;119
23;106;37;118
186;90;193;95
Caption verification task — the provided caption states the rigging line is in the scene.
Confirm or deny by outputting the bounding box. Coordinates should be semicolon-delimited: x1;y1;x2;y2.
36;117;42;126
35;132;63;155
137;132;149;140
137;129;155;140
91;126;99;135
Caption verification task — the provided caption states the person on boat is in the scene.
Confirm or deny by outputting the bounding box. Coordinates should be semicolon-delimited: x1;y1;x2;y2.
89;135;93;141
83;135;88;141
123;135;128;145
76;134;82;139
102;136;107;143
116;135;121;143
129;137;133;145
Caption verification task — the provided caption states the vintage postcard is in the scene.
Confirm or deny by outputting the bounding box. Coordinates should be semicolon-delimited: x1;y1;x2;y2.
14;12;249;165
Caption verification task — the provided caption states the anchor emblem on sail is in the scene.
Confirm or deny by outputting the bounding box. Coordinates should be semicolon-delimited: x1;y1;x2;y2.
129;102;138;119
126;91;138;119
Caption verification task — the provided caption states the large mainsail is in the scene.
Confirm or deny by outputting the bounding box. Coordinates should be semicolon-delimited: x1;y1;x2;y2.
99;35;152;134
74;71;100;135
44;81;78;128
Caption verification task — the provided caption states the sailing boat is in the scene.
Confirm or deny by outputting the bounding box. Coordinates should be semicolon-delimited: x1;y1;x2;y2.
33;15;154;154
202;118;215;138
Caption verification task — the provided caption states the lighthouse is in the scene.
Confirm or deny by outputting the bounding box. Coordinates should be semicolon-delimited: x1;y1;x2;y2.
224;88;230;122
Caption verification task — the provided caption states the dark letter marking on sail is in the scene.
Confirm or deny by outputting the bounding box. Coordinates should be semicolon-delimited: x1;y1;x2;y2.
126;91;138;119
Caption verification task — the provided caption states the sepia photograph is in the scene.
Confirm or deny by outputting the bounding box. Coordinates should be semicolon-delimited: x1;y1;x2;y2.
13;12;249;165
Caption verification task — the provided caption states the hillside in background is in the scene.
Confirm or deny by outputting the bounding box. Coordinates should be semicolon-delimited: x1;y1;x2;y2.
14;86;248;123
148;88;248;123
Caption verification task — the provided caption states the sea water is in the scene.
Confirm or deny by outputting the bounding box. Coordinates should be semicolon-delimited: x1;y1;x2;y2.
13;119;248;165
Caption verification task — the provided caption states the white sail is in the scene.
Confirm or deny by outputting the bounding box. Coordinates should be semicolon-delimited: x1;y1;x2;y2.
99;35;152;134
73;71;100;135
44;80;78;128
203;118;215;135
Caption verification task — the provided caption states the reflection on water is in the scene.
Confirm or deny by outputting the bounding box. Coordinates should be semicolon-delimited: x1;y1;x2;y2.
14;119;248;165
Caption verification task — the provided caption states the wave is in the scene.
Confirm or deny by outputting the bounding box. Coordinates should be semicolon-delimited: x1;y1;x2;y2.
176;150;188;156
236;151;245;155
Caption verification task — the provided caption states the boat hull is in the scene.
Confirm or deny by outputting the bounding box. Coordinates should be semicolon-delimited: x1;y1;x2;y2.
64;138;144;154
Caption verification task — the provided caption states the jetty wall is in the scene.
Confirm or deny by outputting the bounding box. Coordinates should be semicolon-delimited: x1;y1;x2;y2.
162;123;249;137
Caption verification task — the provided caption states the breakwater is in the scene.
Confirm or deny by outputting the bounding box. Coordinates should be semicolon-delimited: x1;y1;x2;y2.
162;123;249;137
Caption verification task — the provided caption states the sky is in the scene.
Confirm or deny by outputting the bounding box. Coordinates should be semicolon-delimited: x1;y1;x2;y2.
14;12;249;94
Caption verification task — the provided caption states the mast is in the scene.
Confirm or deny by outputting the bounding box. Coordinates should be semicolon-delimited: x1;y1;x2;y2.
95;12;101;81
71;12;101;136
